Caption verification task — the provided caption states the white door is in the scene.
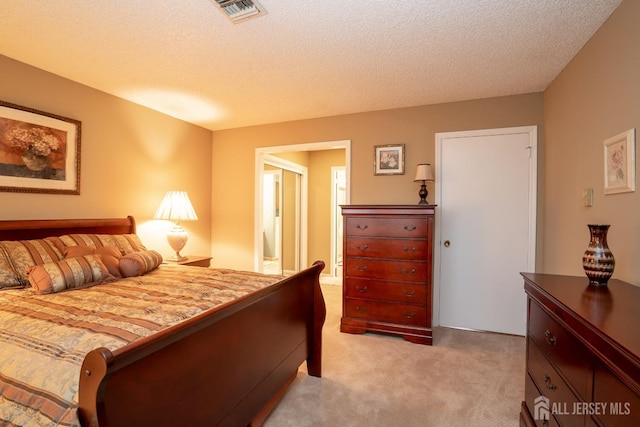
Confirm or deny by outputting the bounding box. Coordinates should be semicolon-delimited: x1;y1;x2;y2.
331;167;346;277
435;126;537;336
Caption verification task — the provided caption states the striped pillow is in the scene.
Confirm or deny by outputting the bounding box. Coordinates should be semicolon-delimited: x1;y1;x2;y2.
0;239;64;289
57;233;147;255
119;250;163;277
64;245;122;278
27;254;113;295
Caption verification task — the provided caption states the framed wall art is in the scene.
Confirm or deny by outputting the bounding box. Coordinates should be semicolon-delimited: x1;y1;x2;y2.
603;128;635;195
0;100;81;194
374;144;405;175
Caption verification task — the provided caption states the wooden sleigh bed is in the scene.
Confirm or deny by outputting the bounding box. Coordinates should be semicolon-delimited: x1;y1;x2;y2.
0;216;326;427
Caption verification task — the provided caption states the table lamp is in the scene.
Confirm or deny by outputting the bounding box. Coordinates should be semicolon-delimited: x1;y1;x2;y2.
154;191;198;261
413;164;434;205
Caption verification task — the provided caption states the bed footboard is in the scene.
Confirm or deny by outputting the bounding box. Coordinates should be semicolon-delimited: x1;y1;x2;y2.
78;261;326;427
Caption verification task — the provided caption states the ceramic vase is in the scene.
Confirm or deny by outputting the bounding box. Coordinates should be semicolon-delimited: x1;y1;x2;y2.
21;150;49;171
582;224;615;285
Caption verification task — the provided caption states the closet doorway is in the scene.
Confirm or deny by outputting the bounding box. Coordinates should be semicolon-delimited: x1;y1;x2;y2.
262;157;303;276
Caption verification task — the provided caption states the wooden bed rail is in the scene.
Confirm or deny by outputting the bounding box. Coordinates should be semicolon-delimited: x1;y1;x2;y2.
0;216;136;240
78;260;326;427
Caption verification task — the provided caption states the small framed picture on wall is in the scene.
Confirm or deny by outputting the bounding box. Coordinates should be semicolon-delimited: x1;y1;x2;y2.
604;128;635;195
374;144;405;175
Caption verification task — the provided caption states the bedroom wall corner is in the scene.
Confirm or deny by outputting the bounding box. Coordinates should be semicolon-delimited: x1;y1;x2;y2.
0;55;213;260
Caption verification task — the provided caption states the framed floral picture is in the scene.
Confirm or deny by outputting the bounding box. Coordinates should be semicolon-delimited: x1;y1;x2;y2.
374;144;405;175
0;100;81;194
604;128;635;195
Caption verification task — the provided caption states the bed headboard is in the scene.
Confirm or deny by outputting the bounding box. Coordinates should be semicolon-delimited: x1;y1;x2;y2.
0;216;136;241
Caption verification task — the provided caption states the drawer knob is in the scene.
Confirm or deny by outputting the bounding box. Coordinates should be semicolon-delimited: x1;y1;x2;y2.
402;289;417;297
404;225;417;231
402;311;416;318
356;224;368;230
356;285;368;293
402;268;416;274
543;374;557;391
356;244;369;250
544;329;557;346
355;305;368;312
356;265;368;272
403;246;417;252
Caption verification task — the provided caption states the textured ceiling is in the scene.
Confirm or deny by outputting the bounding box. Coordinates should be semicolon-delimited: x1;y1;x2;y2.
0;0;622;131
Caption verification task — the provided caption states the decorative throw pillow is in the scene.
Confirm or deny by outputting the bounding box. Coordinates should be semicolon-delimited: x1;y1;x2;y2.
119;250;163;278
65;245;122;278
0;247;21;290
57;233;147;255
0;239;64;288
27;254;113;295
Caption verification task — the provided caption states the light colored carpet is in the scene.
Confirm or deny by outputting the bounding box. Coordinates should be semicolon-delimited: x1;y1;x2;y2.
265;283;525;427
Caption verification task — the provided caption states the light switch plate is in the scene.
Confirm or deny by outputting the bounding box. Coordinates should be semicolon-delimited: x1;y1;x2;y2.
583;188;594;207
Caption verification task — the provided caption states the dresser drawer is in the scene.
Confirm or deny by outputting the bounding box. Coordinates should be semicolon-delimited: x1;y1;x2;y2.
528;300;590;400
345;298;427;327
345;216;430;238
525;372;561;427
528;338;585;427
592;362;639;426
346;237;428;260
344;278;427;304
345;258;427;282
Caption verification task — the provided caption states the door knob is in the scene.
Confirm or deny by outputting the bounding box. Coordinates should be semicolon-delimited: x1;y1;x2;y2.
443;240;451;247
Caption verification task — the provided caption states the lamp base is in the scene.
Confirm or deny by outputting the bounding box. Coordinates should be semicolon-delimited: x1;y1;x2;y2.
418;183;429;205
166;253;188;262
166;224;189;262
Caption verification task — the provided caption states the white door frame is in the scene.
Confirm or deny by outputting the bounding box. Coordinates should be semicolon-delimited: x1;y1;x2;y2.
432;126;537;328
254;140;351;272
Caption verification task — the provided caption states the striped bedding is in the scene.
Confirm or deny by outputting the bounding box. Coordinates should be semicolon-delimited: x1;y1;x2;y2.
0;266;283;427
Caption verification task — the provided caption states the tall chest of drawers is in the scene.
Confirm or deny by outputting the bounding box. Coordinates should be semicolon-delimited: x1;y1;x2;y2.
340;205;435;345
520;273;639;427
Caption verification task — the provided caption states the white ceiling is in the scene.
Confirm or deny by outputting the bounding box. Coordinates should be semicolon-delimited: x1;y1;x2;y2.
0;0;622;131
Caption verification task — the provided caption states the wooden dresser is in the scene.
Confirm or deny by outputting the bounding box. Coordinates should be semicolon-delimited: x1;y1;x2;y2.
340;205;435;345
520;273;639;427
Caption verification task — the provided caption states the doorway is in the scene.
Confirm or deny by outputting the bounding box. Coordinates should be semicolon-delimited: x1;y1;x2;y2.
434;126;537;336
254;141;351;276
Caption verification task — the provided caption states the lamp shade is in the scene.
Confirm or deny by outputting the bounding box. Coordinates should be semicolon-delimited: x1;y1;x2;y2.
414;164;434;182
153;191;198;222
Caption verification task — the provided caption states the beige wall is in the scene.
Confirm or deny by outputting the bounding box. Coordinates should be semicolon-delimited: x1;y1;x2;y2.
543;0;640;284
212;93;543;270
0;55;213;259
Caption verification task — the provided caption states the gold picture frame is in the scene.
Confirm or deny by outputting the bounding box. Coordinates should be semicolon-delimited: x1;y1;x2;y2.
0;100;81;194
374;144;405;175
604;128;635;195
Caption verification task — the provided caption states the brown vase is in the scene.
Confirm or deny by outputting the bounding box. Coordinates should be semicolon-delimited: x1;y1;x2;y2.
582;224;615;285
21;150;50;171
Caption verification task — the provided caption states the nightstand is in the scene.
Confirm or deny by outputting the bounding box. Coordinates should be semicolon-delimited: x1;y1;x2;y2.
166;256;212;268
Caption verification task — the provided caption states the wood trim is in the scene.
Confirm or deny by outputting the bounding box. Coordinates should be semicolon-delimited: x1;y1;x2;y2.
0;216;136;240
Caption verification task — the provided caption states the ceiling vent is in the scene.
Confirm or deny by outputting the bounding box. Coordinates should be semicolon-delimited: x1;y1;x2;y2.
211;0;266;24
